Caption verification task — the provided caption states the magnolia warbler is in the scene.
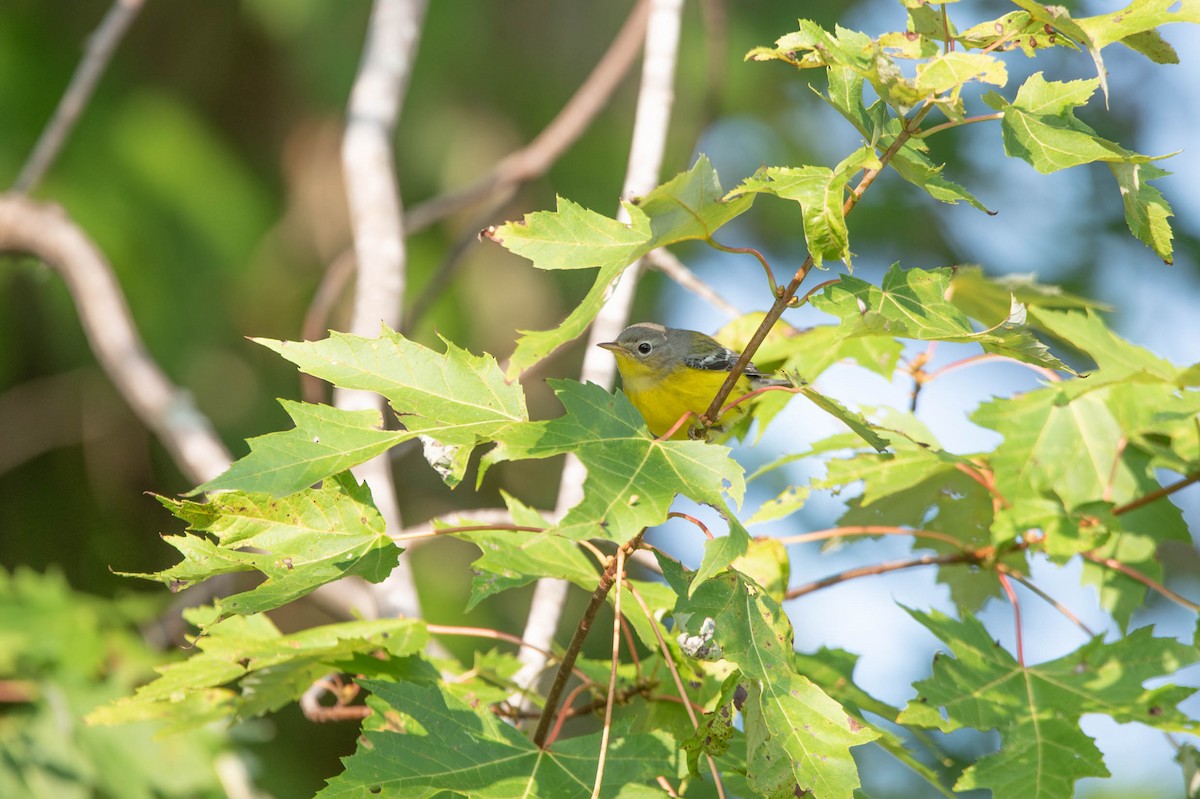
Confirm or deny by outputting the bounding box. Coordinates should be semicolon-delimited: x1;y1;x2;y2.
598;322;789;439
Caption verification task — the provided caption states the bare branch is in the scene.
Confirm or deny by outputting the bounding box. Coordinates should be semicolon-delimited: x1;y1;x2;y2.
515;0;685;714
645;248;740;318
337;0;428;620
0;196;230;485
13;0;146;194
406;0;651;234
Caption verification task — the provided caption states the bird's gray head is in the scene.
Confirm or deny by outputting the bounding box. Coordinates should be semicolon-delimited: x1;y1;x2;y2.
597;322;682;369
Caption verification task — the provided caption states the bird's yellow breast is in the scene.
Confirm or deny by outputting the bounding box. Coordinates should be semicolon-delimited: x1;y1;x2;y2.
614;356;750;439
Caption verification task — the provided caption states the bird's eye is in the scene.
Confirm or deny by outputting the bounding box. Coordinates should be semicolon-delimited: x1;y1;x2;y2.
637;342;652;355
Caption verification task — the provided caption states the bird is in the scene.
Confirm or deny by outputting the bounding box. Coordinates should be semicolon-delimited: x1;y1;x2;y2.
598;322;790;440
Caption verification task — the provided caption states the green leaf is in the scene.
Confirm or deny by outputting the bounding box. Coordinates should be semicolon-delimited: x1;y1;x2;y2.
636;153;755;245
1109;162;1175;262
984;73;1162;174
490;156;752;377
194;400;408;496
672;570;879;799
972;380;1191;590
746;484;810;527
958;11;1073;56
1030;308;1178;384
318;680;673;798
949;265;1109;329
126;473;399;619
730;160;855;267
1074;0;1200;52
915;51;1007;95
483;380;747;546
731;538;791;603
813;264;1069;371
458;494;596;611
798;386;889;453
89;612;426;732
899;609;1199;799
257;328;527;486
794;647;957;798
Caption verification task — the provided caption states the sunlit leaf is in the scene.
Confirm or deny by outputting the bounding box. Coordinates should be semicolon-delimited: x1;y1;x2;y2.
127;473;399;619
195;401;408;496
257;328;527;486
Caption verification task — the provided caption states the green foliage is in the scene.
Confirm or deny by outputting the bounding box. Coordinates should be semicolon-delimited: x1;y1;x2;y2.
0;568;230;798
320;681;673;798
899;610;1200;798
126;472;401;622
89;608;426;733
87;4;1200;799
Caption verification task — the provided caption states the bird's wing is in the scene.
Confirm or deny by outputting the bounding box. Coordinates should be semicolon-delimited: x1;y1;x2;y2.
683;346;742;373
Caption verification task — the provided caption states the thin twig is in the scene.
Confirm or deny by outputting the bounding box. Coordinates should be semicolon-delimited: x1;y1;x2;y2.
625;578;727;799
591;547;626;799
924;352;1062;383
996;565;1096;639
405;0;651;234
644;248;740;318
773;525;969;551
785;551;972;600
1080;552;1200;612
390;523;546;543
545;683;597;747
301;249;357;403
667;512;714;540
997;572;1025;667
1111;470;1200;516
300;675;369;722
915;112;1004;139
0;197;231;484
706;239;778;296
514;0;684;715
13;0;146;193
337;0;428;621
532;532;645;748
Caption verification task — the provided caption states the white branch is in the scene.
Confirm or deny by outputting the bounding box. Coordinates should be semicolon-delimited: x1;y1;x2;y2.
0;196;230;485
513;0;685;711
336;0;428;620
13;0;145;194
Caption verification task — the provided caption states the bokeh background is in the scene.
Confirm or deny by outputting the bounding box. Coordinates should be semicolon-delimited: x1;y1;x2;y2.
2;1;1198;796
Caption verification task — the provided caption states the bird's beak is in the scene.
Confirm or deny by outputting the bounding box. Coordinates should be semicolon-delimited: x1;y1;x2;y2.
597;342;621;352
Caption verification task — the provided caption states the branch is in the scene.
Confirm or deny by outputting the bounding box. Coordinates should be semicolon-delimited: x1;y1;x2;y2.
1111;470;1200;516
591;547;626;799
997;572;1025;667
0;196;231;485
404;0;651;234
532;533;645;748
996;564;1097;639
336;0;428;620
700;103;934;426
514;0;684;713
625;576;727;798
644;247;740;318
12;0;145;193
785;551;972;600
1080;551;1200;612
773;525;969;551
